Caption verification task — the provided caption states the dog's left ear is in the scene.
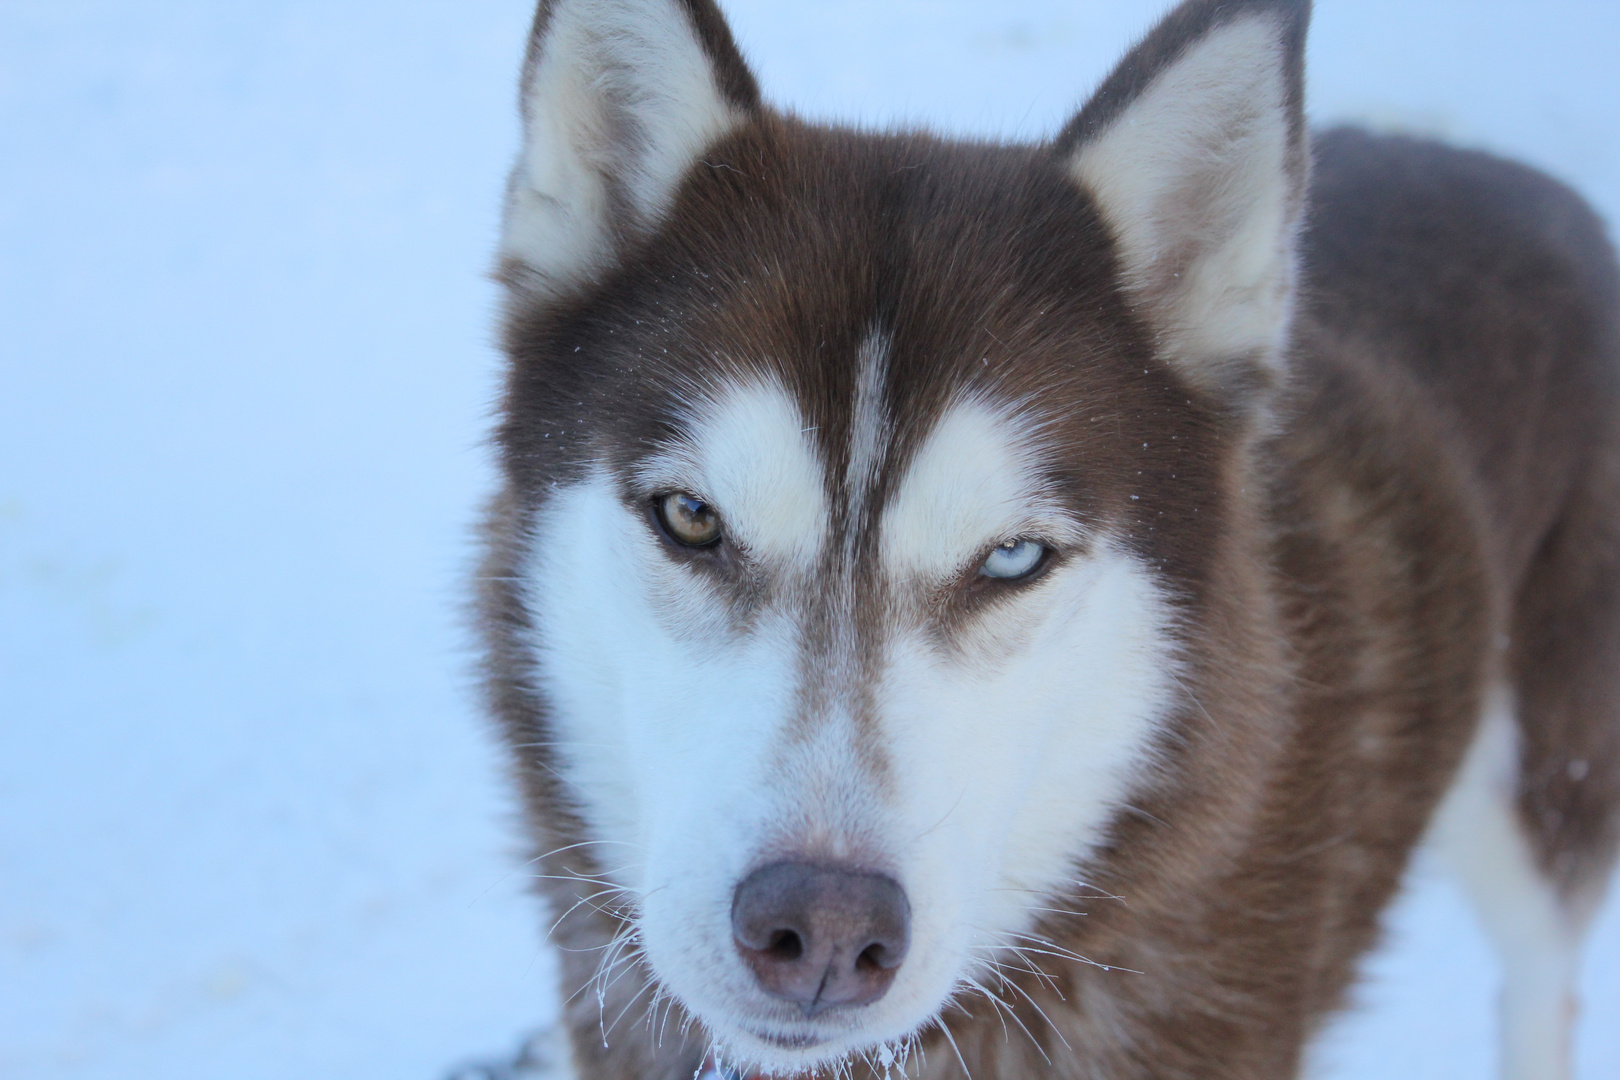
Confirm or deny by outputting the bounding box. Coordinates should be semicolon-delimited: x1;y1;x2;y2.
1058;0;1310;398
498;0;761;301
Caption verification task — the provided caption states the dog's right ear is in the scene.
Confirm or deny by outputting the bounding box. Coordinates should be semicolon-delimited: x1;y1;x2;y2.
498;0;760;300
1057;0;1310;401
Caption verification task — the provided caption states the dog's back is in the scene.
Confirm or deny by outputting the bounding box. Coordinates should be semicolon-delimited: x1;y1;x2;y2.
1306;127;1620;606
1255;126;1620;1077
1302;126;1620;902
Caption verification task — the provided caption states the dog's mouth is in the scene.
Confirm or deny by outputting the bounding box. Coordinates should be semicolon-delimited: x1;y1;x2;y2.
708;1012;930;1080
704;996;927;1074
748;1028;826;1049
721;1003;872;1052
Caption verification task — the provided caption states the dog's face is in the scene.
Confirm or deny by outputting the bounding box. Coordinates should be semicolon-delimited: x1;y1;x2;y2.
493;0;1307;1072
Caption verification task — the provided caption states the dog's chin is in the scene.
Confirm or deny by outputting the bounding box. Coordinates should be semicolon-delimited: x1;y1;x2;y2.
709;1028;874;1077
702;1010;923;1077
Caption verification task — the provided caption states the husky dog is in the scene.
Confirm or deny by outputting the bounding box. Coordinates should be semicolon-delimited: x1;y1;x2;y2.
477;0;1620;1076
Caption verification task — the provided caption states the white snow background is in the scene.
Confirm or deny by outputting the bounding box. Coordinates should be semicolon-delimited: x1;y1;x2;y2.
1;1;1617;1077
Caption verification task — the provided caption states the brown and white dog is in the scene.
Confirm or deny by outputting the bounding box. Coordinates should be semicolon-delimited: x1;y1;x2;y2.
476;1;1620;1077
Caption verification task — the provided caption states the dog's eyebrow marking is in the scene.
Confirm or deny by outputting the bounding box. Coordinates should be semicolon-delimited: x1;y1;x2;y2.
881;398;1072;580
636;377;829;570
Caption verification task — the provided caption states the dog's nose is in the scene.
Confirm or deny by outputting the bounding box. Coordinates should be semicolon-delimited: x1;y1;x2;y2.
731;861;910;1016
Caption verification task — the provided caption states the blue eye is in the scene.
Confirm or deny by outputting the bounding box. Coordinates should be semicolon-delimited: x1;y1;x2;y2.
979;539;1046;580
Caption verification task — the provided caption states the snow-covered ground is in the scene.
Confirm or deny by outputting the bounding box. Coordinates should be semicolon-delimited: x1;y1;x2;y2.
1;2;1615;1077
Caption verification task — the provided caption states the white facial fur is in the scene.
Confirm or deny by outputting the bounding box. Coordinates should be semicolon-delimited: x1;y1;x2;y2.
501;0;744;299
1069;14;1301;389
523;379;1179;1073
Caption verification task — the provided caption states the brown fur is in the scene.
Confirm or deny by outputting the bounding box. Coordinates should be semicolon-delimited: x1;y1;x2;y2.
478;1;1620;1076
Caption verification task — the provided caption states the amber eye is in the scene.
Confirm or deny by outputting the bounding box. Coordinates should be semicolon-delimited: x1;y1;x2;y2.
655;491;722;548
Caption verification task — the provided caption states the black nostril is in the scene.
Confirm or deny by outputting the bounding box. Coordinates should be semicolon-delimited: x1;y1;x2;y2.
731;861;911;1016
767;929;803;961
856;942;889;972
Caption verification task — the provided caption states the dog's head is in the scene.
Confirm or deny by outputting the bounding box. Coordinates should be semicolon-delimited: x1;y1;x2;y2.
489;0;1308;1072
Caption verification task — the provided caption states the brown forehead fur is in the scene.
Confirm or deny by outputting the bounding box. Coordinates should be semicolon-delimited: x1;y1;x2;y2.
500;115;1231;600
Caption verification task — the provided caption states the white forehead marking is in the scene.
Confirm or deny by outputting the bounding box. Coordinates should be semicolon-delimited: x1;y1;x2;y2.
844;330;891;545
637;376;828;570
882;397;1074;579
